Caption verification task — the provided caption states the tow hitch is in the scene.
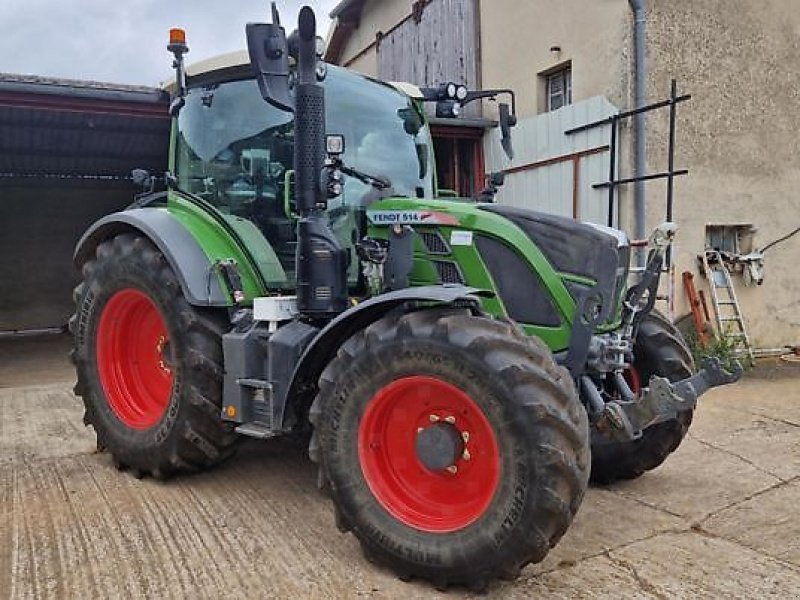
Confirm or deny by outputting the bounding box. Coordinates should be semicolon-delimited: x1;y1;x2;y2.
597;357;743;441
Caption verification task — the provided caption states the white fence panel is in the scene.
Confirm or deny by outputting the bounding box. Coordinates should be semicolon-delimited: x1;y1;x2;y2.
484;96;619;226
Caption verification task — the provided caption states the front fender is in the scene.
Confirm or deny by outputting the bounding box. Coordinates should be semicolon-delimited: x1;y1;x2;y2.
73;207;230;306
282;285;492;426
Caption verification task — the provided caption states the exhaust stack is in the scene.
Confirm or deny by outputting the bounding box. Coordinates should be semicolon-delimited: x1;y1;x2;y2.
247;5;348;317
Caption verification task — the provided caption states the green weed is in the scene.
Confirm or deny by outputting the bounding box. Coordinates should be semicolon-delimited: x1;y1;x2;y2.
685;330;753;372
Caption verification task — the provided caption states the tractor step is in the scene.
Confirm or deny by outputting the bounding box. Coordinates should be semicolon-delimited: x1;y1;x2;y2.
238;378;274;429
235;422;279;439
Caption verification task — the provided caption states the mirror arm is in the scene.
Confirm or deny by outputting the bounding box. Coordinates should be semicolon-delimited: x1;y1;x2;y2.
419;87;441;102
463;88;516;118
418;86;517;121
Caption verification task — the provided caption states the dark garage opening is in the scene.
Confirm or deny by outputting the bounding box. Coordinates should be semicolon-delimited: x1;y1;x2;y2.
0;74;170;333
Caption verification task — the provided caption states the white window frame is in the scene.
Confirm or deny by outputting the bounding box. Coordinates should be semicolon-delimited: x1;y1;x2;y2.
546;67;572;112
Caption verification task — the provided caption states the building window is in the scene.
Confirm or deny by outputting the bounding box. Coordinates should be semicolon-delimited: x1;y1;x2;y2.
430;125;485;198
546;66;572;111
706;224;757;255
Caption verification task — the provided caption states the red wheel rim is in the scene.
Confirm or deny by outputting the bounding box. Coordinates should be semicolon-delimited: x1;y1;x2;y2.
358;376;500;533
97;289;173;430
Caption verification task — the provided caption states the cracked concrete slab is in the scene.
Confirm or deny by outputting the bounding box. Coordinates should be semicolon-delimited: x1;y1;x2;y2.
688;382;800;482
703;480;800;567
498;554;659;599
495;527;800;599
721;378;800;426
605;434;781;521
607;531;800;598
689;417;800;482
2;343;800;597
527;488;686;576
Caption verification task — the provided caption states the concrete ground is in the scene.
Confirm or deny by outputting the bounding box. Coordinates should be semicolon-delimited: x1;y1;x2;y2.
1;335;800;598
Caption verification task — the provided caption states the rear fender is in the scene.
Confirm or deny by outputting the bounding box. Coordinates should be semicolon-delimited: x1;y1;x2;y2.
73;208;230;306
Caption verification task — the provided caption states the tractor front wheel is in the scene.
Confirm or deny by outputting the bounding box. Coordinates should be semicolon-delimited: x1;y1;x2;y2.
309;310;589;588
70;233;237;478
590;310;694;484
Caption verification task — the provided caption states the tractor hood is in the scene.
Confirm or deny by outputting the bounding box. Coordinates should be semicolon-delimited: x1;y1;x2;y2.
477;205;630;333
366;197;630;350
478;205;629;283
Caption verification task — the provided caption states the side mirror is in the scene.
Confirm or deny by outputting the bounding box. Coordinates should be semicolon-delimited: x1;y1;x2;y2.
499;103;516;160
488;171;505;187
246;20;293;112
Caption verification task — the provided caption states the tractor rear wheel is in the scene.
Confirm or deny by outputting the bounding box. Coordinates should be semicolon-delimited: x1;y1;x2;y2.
309;309;589;588
70;233;238;478
590;310;694;484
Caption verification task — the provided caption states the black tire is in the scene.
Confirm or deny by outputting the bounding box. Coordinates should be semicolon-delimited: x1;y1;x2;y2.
590;310;695;485
70;233;238;478
308;309;589;589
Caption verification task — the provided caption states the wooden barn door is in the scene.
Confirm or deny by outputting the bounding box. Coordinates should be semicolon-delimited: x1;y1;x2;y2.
376;0;480;118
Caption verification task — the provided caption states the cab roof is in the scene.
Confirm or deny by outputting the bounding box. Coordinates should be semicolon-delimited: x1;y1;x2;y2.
163;50;422;99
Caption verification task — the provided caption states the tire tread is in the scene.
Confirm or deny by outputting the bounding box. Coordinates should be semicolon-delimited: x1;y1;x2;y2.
70;234;237;479
309;309;590;588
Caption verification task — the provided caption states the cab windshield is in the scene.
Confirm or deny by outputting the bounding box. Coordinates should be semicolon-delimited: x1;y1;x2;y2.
175;65;433;282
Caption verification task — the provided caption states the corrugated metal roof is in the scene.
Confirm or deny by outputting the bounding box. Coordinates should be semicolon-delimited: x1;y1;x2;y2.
0;105;168;178
0;74;170;180
0;72;160;94
0;72;166;104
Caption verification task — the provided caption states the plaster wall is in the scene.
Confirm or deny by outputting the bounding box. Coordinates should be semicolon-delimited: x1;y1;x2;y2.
331;0;800;347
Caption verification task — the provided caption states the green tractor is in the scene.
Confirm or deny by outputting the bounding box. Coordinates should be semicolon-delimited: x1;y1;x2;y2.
70;5;740;589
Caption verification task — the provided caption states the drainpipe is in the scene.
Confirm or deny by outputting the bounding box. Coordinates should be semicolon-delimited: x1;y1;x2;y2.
629;0;647;265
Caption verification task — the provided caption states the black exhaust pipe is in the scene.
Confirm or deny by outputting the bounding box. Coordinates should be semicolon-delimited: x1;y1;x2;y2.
247;6;348;318
293;8;323;215
292;7;348;317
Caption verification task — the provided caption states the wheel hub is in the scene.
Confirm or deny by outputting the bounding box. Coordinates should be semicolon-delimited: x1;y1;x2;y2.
415;422;465;472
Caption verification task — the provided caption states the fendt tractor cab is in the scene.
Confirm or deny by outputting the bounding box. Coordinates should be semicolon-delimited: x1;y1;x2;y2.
70;5;741;589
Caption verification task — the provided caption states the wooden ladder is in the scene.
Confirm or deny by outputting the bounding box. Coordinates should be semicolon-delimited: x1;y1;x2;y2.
700;250;755;363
